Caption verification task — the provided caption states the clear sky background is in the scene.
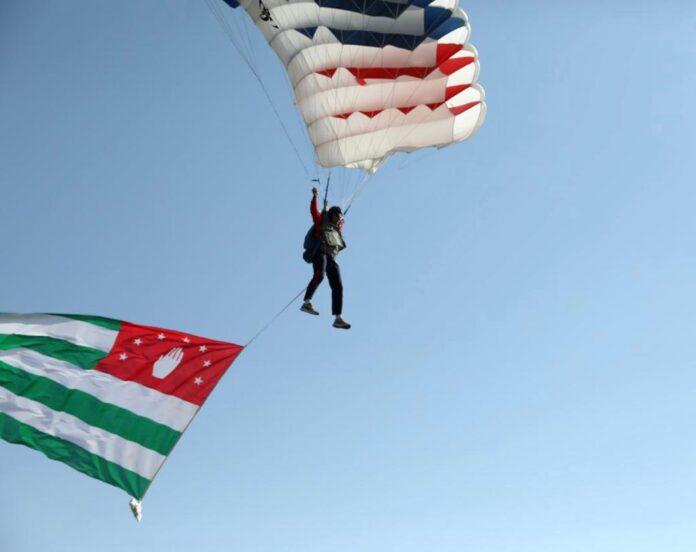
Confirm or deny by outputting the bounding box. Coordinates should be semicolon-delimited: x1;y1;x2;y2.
2;1;696;551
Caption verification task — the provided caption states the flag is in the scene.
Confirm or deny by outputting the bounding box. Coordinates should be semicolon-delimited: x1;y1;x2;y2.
0;313;243;500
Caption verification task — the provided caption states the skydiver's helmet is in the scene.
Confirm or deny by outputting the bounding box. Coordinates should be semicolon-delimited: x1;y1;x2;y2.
327;206;343;224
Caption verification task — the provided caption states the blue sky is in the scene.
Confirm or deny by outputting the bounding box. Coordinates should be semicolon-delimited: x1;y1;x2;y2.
2;1;696;551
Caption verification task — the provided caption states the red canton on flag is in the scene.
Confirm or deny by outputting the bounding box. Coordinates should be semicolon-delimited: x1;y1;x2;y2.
97;322;243;405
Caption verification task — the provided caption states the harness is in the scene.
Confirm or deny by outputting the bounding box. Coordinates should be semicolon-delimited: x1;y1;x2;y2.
302;214;346;263
320;223;346;257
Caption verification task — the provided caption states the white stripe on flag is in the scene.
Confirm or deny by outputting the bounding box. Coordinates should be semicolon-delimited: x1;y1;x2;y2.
0;314;118;353
0;348;198;432
0;386;164;480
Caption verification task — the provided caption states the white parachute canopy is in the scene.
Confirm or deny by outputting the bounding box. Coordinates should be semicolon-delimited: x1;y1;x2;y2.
221;0;486;173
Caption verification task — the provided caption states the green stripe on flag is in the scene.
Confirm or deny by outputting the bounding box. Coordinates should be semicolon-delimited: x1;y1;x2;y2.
0;361;181;456
0;334;106;370
0;412;150;499
57;314;122;331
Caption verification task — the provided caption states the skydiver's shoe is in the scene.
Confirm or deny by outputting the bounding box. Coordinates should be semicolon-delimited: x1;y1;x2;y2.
300;301;319;316
333;316;351;330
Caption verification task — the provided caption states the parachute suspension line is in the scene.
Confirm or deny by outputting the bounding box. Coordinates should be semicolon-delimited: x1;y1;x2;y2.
250;73;313;178
203;0;313;178
204;0;253;69
278;68;319;181
343;171;372;215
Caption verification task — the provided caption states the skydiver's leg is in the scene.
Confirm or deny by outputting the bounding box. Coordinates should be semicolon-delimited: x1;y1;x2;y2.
327;258;349;328
302;253;325;315
326;256;343;316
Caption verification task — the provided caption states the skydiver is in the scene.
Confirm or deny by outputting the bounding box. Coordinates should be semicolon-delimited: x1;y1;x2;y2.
301;186;351;329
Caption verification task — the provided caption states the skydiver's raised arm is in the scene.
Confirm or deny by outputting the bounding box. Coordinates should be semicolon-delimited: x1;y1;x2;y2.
310;187;322;226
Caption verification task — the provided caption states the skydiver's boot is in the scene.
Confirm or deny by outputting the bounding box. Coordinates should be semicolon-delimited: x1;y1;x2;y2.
333;315;351;330
300;301;320;316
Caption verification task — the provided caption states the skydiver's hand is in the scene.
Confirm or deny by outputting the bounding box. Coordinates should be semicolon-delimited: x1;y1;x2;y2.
312;187;318;197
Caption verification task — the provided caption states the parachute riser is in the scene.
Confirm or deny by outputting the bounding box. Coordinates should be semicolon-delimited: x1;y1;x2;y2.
311;175;331;212
323;173;331;212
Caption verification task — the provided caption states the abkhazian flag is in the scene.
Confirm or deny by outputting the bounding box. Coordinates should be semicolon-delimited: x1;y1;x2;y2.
0;313;243;500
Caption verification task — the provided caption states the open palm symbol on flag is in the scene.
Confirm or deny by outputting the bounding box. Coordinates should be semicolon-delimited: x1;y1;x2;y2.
152;348;184;379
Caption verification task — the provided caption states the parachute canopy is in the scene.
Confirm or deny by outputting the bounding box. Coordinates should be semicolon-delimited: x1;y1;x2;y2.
223;0;486;172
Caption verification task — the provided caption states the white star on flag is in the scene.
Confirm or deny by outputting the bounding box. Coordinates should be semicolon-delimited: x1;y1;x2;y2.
194;377;204;386
198;345;207;352
157;333;166;340
119;353;128;361
183;337;191;343
203;360;211;367
133;338;142;346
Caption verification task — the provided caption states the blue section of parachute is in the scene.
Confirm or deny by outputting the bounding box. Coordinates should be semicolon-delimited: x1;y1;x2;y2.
317;4;456;30
316;0;411;18
314;0;445;18
220;0;466;47
221;0;452;18
220;0;436;11
423;7;458;34
296;14;465;49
